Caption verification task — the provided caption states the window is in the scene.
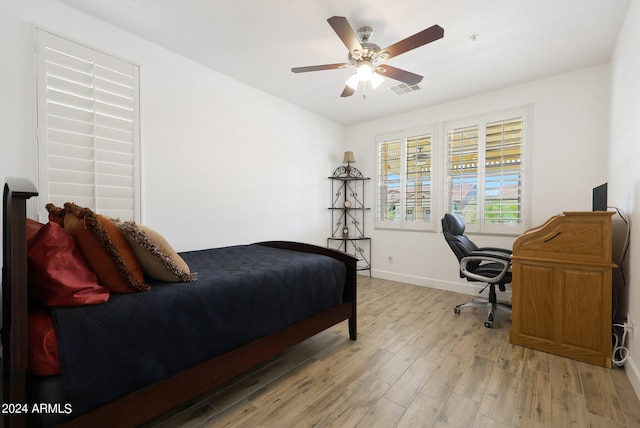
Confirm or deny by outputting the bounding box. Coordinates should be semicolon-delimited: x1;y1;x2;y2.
375;107;529;235
376;127;435;230
445;107;528;234
34;29;140;221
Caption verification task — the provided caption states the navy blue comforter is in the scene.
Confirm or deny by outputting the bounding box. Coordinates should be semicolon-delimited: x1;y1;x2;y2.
50;244;346;416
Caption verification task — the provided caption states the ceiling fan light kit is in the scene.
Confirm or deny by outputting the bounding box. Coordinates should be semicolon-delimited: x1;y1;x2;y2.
291;16;444;98
345;74;360;90
356;61;374;80
369;72;384;89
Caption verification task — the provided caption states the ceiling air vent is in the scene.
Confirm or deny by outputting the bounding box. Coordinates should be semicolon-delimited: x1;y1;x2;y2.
387;82;421;95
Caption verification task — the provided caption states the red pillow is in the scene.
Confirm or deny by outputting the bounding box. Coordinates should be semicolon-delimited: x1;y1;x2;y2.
28;307;61;375
27;221;110;306
27;218;44;245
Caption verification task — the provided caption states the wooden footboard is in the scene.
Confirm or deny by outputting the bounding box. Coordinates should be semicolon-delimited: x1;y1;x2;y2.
258;240;357;340
1;178;358;428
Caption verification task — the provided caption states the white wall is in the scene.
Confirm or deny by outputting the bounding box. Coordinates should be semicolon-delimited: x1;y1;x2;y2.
0;0;346;253
346;64;611;295
609;0;640;397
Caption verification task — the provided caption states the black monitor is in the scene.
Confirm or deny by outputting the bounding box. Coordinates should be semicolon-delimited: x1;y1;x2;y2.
592;183;608;211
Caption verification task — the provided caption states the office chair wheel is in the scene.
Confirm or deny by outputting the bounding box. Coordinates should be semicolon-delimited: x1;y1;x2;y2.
454;307;461;314
484;313;494;328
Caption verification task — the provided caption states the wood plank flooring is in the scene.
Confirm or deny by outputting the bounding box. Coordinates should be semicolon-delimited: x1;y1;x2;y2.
146;277;640;428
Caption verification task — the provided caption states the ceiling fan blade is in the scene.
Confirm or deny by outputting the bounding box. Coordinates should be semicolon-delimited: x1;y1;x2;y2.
376;65;423;85
327;16;364;57
291;63;349;73
340;85;355;97
379;25;444;61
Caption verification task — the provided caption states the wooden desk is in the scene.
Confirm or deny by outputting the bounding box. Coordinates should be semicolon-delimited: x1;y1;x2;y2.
509;211;616;367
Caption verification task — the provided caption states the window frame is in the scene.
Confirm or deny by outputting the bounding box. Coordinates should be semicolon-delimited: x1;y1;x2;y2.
443;106;530;235
32;28;141;222
375;125;438;231
374;106;531;236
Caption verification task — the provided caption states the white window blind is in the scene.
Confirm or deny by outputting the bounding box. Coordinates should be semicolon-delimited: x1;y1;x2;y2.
445;107;527;234
377;137;401;224
376;127;435;231
484;118;523;225
447;125;479;223
35;29;140;221
405;133;432;223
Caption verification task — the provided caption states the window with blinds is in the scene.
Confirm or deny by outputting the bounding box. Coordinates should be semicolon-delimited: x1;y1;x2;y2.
377;138;402;223
445;107;527;234
484;118;522;225
405;134;432;223
447;125;479;224
35;29;140;221
376;127;435;230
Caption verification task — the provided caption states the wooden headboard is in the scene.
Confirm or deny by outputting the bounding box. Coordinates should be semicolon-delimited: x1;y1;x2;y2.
2;177;38;428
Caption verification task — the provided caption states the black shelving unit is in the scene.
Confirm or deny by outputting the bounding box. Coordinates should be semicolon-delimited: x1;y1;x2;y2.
327;165;371;275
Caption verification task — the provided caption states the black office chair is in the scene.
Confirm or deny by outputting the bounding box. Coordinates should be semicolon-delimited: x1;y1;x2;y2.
442;213;512;328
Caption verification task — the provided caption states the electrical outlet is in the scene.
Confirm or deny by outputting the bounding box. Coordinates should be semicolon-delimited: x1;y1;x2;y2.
387;255;394;263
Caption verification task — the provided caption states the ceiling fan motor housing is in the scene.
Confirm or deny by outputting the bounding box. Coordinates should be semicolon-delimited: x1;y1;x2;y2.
357;26;372;42
348;44;381;64
348;27;387;66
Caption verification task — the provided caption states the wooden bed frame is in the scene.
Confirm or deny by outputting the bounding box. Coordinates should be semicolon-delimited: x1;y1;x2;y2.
2;177;358;428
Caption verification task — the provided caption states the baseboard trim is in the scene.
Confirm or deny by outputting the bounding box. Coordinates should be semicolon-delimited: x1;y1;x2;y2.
625;355;640;400
370;269;513;300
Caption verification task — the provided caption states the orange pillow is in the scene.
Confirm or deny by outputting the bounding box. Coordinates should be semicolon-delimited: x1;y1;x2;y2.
47;202;150;293
27;221;110;306
27;218;44;245
45;203;65;226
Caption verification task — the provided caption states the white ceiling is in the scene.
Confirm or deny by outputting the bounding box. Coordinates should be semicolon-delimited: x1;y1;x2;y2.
58;0;630;126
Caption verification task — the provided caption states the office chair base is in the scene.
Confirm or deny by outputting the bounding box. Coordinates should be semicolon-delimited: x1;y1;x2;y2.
454;298;512;328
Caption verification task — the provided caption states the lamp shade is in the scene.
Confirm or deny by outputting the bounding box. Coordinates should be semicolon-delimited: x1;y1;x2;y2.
370;73;384;89
345;74;359;90
356;62;374;81
343;151;356;164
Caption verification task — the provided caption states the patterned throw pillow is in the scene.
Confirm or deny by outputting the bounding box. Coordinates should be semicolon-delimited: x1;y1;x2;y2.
115;220;196;283
46;203;150;293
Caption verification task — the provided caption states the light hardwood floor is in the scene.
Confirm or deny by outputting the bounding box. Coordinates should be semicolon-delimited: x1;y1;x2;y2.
147;277;640;428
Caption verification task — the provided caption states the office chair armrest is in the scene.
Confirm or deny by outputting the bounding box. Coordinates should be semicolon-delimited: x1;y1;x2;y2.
467;250;512;262
461;250;511;283
477;246;512;255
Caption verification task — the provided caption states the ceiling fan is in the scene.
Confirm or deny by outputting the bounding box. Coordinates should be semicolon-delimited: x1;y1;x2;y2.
291;16;444;98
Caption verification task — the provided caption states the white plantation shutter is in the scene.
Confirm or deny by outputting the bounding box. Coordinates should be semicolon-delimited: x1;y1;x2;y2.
375;126;435;230
446;125;479;225
36;29;140;221
376;137;402;225
404;133;432;224
484;118;523;225
445;107;528;234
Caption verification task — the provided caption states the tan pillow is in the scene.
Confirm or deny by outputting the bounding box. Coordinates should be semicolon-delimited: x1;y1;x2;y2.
46;203;150;293
115;221;196;283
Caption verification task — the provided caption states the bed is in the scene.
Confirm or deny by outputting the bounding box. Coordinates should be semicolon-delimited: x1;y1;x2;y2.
2;177;358;427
